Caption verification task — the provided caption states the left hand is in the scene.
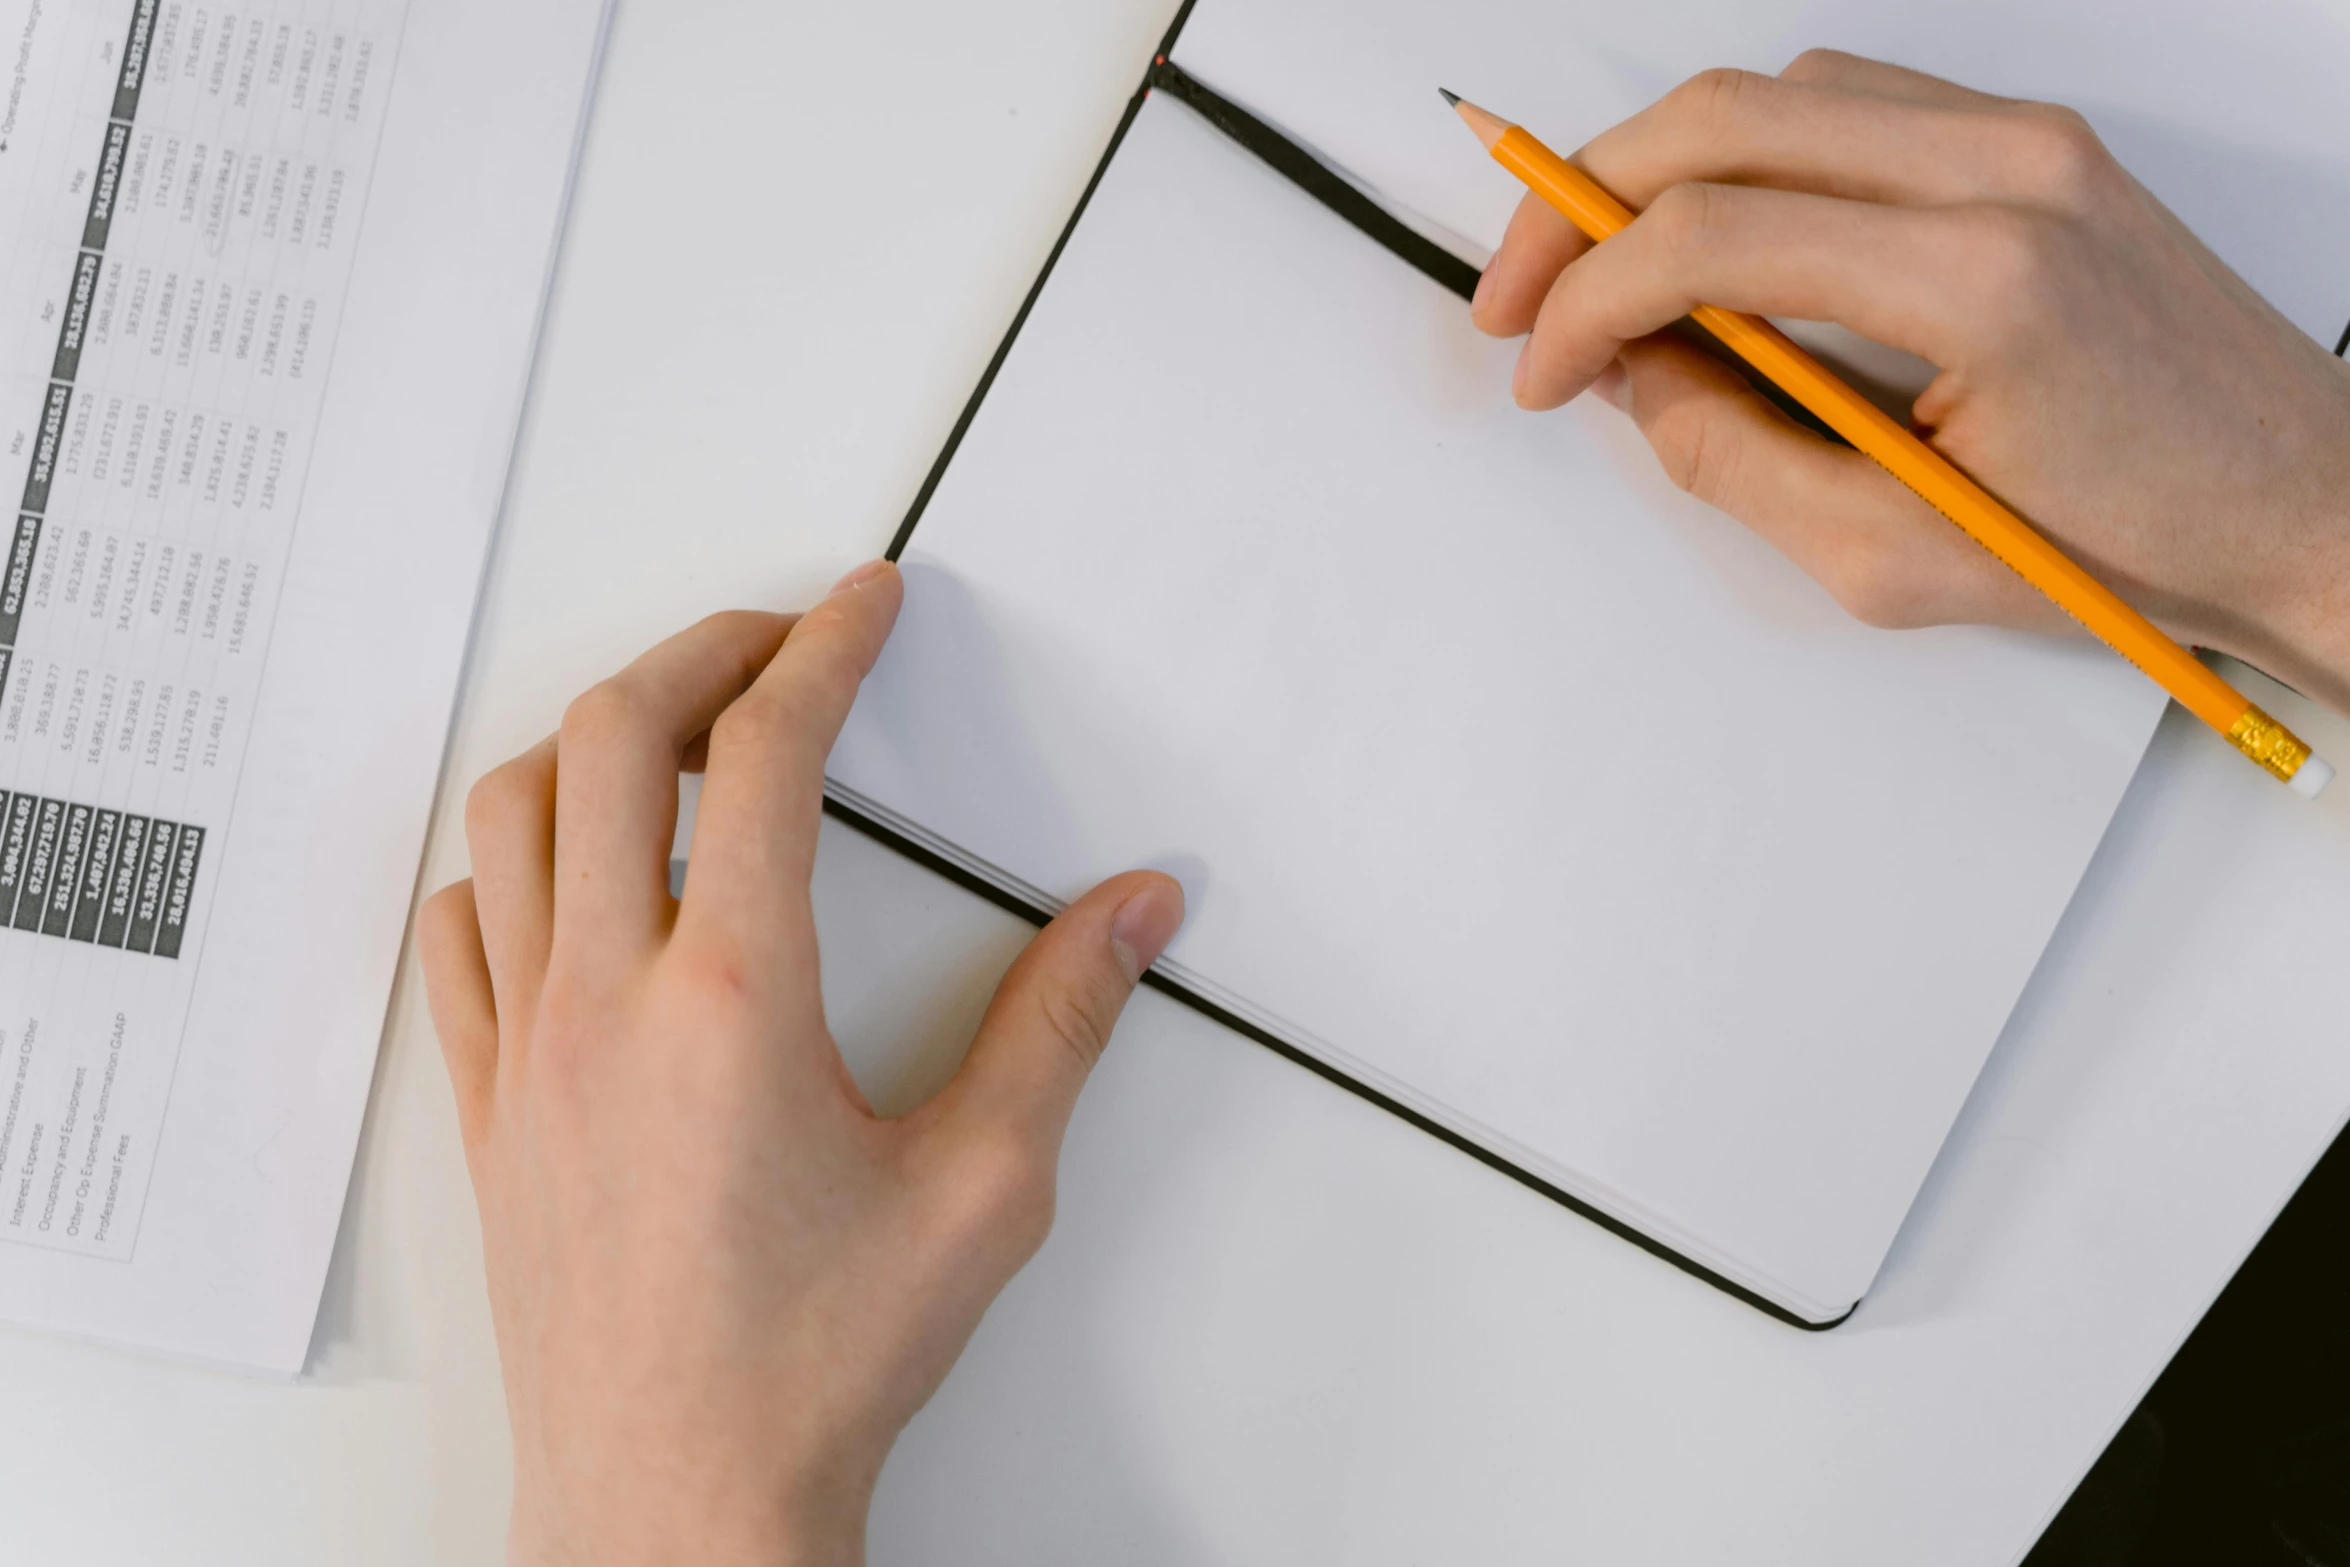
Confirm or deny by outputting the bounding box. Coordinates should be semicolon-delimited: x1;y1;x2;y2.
418;563;1186;1566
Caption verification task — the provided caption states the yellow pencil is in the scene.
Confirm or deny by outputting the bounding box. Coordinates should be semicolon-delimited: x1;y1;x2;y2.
1443;90;2334;799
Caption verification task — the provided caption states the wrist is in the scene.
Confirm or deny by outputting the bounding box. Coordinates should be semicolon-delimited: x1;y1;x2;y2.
507;1468;876;1567
2197;521;2350;722
508;1516;865;1567
2263;368;2350;715
2172;355;2350;720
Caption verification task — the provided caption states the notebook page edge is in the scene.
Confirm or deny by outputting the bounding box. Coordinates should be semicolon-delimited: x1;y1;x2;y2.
822;777;1857;1327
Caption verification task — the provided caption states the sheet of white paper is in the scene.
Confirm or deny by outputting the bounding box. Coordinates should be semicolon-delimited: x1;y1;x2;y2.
828;84;2173;1319
0;0;607;1373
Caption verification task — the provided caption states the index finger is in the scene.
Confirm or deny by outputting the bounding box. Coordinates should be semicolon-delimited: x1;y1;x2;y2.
1514;182;1984;410
1576;67;2035;218
1776;48;2012;109
678;560;905;960
550;611;796;952
1479;60;2099;343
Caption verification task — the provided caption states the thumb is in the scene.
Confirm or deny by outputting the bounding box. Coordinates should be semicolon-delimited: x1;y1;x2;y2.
935;870;1185;1154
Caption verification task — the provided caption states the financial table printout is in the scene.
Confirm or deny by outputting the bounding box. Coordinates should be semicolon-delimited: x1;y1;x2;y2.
0;0;609;1369
0;0;396;1264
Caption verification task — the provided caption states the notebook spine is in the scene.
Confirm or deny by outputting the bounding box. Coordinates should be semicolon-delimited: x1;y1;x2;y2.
1144;59;1483;302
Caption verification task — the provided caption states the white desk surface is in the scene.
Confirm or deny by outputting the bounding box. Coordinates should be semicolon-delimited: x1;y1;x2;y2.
3;2;2348;1562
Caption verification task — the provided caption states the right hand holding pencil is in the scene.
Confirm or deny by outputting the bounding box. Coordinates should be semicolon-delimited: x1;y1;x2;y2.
1472;48;2350;719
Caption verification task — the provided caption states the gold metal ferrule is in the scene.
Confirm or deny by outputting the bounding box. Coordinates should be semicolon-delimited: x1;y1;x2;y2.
2228;704;2313;783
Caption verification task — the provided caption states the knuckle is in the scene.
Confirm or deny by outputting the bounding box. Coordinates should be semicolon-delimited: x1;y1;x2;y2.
462;774;504;838
653;946;759;1041
1649;397;1742;513
795;608;873;682
418;882;471;944
2003;104;2118;208
788;596;864;663
700;607;778;643
1825;545;1940;630
561;678;647;750
1675;66;1774;127
706;688;797;757
672;942;753;1006
1646;180;1723;260
706;697;829;796
1953;206;2064;328
943;1135;1057;1253
1780;47;1857;83
465;759;540;839
1036;981;1118;1073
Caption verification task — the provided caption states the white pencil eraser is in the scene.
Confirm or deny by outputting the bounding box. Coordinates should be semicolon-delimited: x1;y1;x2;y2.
2291;754;2336;800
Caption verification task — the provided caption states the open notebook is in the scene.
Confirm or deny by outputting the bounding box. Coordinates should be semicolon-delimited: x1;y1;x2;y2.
826;0;2350;1325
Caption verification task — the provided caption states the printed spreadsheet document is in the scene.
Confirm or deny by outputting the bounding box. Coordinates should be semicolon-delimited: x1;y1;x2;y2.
0;0;608;1372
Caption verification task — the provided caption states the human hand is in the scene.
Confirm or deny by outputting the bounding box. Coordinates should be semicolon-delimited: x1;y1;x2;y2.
417;563;1186;1567
1473;49;2350;716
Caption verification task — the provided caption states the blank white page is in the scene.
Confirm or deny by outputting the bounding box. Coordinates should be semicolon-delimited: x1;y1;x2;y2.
828;86;2166;1319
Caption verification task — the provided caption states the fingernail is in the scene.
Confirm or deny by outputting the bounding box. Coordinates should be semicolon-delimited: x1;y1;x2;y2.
1511;339;1533;402
1591;360;1630;413
830;559;892;595
1109;879;1186;984
1471;258;1496;314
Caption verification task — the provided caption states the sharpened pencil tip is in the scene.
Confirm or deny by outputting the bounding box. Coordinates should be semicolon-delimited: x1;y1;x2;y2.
1447;94;1512;151
1438;87;1461;106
